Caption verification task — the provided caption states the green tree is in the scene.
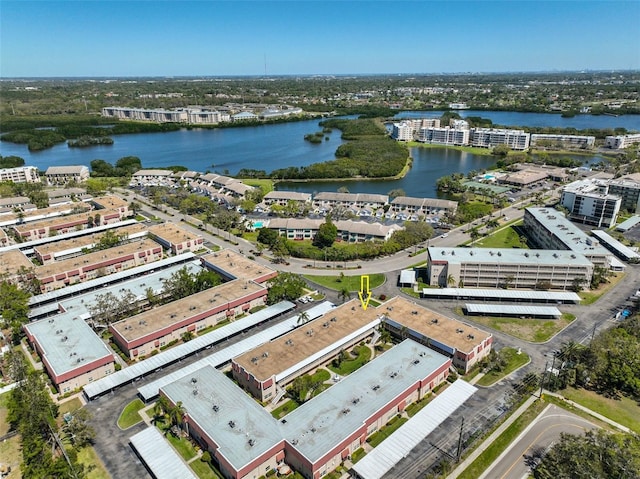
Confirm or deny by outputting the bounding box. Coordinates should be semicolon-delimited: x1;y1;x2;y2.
257;227;279;247
297;310;310;326
339;287;351;303
313;217;338;248
0;281;31;342
387;188;406;199
492;144;511;157
266;273;307;305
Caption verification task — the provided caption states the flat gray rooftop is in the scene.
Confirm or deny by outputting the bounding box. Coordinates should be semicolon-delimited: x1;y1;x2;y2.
465;303;562;317
428;247;592;266
615;215;640;232
129;427;197;479
421;288;581;303
24;313;112;378
352;380;477;479
281;340;450;464
591;230;640;260
161;365;284;472
525;208;611;257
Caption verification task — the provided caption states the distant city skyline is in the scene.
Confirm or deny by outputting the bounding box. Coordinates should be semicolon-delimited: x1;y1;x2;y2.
1;1;639;78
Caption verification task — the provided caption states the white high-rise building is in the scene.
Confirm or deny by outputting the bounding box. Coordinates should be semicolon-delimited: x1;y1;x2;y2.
470;128;530;150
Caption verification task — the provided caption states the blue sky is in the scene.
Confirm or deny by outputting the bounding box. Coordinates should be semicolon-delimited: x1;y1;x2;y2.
1;1;639;77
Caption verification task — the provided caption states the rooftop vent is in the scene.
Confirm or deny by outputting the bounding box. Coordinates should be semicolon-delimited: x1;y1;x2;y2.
251;357;258;363
262;352;269;358
467;334;475;340
191;377;198;384
330;317;337;322
212;405;219;412
228;421;235;429
389;372;398;379
413;359;420;365
352;398;360;405
248;439;255;447
285;339;293;346
431;318;439;324
456;328;464;334
342;408;351;415
372;385;380;391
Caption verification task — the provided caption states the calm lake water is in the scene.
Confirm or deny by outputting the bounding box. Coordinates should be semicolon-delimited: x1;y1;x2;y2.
0;111;629;198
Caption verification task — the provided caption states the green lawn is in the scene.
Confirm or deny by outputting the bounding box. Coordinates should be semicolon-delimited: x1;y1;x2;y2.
367;416;408;447
117;398;144;429
271;399;301;419
559;386;640;433
242;178;274;193
476;348;530;386
303;273;385;292
474;223;527;249
190;458;222;479
58;397;82;416
468;313;575;343
457;399;547;479
165;431;198;461
579;272;625;305
351;447;366;463
328;345;372;376
77;446;111;479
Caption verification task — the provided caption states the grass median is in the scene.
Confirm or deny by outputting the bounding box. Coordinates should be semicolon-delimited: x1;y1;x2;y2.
304;273;385;292
476;348;530;387
117;398;144;429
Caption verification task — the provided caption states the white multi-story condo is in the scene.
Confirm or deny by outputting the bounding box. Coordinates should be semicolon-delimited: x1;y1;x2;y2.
44;166;90;186
391;122;414;141
470;128;530;150
419;126;470;146
426;247;594;290
531;134;596;149
560;179;621;228
0;166;40;183
604;133;640;149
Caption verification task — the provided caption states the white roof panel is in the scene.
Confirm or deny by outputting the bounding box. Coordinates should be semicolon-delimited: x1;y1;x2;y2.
421;288;581;303
129;427;197;479
352;380;477;479
465;304;561;316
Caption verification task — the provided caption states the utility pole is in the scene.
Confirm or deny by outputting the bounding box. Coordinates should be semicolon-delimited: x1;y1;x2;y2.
456;416;465;461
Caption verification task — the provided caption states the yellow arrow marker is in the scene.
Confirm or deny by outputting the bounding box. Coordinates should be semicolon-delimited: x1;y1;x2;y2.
358;275;372;310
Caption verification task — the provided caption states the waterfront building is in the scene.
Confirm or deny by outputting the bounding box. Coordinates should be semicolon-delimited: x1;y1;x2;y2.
390;196;457;217
560;179;621;228
24;314;115;393
313;192;389;210
101;106;188;123
129;169;174;187
523;207;612;269
607;174;640;213
263;191;312;207
186;108;230;124
604;133;640;149
426;247;593;291
470;128;530;150
0;166;40;183
45;166;90;186
266;218;402;243
195;173;255;198
232;111;259;122
391;122;414;141
530;133;596;149
418;125;470;146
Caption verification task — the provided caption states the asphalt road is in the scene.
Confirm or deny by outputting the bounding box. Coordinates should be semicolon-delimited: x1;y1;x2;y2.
479;404;598;479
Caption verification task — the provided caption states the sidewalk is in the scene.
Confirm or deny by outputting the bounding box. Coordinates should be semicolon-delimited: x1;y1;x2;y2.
447;394;538;479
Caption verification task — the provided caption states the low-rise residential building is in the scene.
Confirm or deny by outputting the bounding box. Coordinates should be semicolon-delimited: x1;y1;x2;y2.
379;297;493;373
470;128;530;150
604;133;640;149
24;314;115;393
560;179;621;228
109;280;267;359
313;192;389;210
426;247;594;291
11;210;121;240
530;133;596;149
390;196;457;217
0;202;92;228
263;191;312;207
91;195;131;220
200;250;277;284
195;173;254;198
46;188;88;206
267;218;402;242
33;223;148;264
0;166;40;183
148;222;204;254
523;207;612;269
35;239;163;293
45;166;90;186
232;298;381;402
129;169;174;187
0;249;35;283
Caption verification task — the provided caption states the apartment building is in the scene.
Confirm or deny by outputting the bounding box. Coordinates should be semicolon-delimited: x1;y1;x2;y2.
0;166;40;183
391;122;414;141
35;239;163;293
0;196;32;210
91;195;131;220
24;314;115;393
148;222;204;254
560;179;622;228
109;280;267;359
607;174;640;213
45;166;90;186
523;207;612;268
470;128;530;150
129;169;174;187
267;218;402;243
313;192;389;210
390;196;458;217
418;126;470;146
604;133;640;149
530;133;596;149
12;212;99;240
263;191;312;207
426;247;594;291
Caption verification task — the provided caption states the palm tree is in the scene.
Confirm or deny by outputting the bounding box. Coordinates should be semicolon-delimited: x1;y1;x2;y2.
153;395;171;425
447;274;456;287
339;287;351;304
297;311;310;326
168;401;185;432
